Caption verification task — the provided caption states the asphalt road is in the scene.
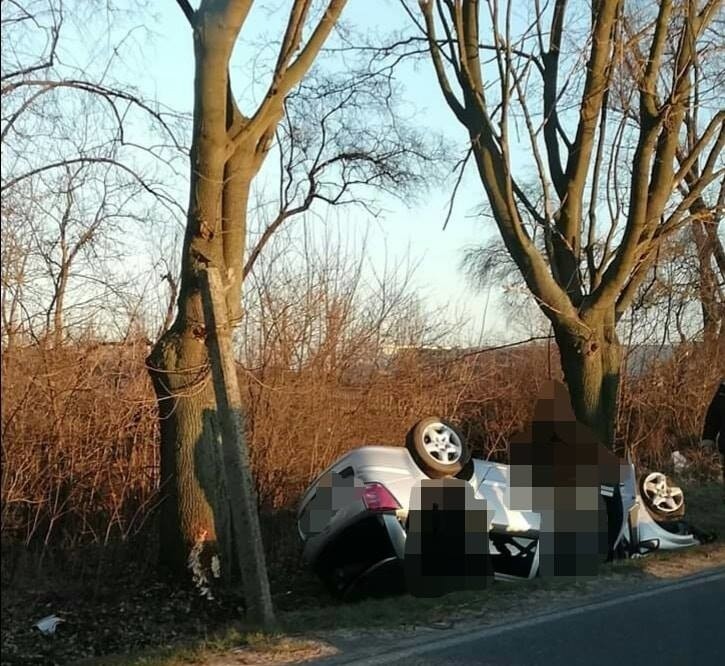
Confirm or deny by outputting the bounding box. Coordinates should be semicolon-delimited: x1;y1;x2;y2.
328;569;725;666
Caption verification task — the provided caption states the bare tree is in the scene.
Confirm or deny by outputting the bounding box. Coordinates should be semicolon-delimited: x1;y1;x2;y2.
692;217;725;344
150;0;448;585
244;65;443;279
618;1;725;348
411;0;723;445
146;0;348;581
22;164;146;346
1;0;186;344
1;188;33;349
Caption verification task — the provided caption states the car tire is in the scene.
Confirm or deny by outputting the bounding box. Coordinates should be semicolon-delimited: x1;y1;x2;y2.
405;417;471;478
638;471;686;521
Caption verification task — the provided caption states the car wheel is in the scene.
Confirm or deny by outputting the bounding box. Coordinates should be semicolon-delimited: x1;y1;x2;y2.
638;471;685;520
405;417;470;478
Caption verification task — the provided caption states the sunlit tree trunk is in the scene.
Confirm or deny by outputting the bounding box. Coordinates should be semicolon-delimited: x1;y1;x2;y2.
147;0;347;578
552;315;621;447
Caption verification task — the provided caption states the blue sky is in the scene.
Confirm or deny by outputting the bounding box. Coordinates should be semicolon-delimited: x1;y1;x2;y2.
121;1;544;342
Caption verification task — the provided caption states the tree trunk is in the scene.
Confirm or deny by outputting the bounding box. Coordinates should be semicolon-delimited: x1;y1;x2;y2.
146;0;346;588
692;219;722;344
146;17;237;577
148;324;231;576
551;315;622;448
53;265;68;348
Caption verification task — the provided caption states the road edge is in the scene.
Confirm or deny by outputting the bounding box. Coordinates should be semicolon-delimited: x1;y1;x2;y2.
308;565;725;665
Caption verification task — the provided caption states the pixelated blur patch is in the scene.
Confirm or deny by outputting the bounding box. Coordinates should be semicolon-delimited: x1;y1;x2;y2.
507;380;624;577
509;380;623;503
404;478;493;597
299;469;365;535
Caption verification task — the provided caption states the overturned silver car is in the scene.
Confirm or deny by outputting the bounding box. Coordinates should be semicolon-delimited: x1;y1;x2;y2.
297;413;707;599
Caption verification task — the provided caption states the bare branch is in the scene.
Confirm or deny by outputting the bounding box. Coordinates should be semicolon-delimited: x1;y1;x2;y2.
175;0;195;26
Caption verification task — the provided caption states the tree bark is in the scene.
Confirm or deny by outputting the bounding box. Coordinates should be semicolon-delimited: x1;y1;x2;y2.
692;219;723;344
149;330;230;574
551;315;621;448
147;12;236;576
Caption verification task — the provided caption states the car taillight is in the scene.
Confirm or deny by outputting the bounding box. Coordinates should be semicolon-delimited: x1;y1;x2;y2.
362;482;400;512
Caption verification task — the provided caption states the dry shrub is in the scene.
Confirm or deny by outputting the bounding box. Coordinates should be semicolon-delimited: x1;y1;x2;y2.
618;342;723;477
2;316;721;577
3;340;720;553
1;340;158;550
243;344;558;509
1;337;549;548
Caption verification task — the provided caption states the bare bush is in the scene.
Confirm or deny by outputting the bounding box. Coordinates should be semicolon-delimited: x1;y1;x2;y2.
1;340;158;550
2;336;718;557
